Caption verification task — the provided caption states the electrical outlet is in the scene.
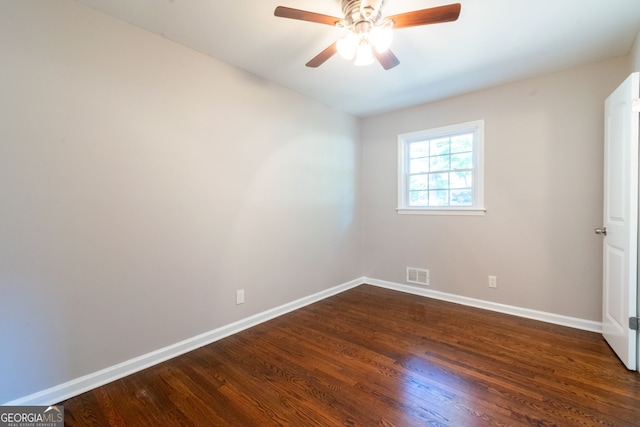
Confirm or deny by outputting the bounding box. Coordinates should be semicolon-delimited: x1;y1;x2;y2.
488;276;497;288
236;289;245;305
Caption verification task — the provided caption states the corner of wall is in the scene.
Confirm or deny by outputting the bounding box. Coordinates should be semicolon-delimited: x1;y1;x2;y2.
631;28;640;72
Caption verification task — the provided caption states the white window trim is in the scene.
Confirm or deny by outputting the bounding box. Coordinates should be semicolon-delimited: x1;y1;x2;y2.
397;120;486;216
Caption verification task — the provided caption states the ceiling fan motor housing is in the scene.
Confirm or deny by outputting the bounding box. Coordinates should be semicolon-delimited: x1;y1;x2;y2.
341;0;384;27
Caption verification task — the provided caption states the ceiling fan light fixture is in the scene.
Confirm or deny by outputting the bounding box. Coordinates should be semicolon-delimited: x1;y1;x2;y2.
370;21;393;53
337;33;359;60
354;39;374;66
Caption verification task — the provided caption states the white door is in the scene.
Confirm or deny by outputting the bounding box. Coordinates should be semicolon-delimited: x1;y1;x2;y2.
601;72;639;371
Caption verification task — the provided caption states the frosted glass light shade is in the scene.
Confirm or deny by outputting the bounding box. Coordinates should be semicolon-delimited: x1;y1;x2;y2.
354;40;374;66
337;34;358;60
370;24;393;53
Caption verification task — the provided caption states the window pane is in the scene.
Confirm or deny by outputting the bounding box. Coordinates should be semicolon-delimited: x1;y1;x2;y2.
429;172;449;190
409;175;428;190
451;152;473;170
430;155;450;172
450;171;472;189
409;141;429;158
451;134;473;153
409;158;429;173
398;120;483;213
450;189;472;206
430;138;450;156
429;190;449;206
409;190;429;206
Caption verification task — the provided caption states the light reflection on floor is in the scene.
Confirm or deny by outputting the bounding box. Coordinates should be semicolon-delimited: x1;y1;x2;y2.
395;351;484;426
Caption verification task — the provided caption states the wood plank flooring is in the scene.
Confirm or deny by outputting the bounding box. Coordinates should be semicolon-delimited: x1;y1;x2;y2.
61;285;640;426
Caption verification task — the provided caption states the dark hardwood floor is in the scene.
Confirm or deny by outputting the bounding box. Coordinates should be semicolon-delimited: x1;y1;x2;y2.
61;285;640;426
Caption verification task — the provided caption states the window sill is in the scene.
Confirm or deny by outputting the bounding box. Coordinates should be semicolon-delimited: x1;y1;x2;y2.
397;207;486;216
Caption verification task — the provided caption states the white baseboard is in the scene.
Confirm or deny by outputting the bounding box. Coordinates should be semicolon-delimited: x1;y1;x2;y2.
3;278;362;406
5;276;602;406
365;277;603;333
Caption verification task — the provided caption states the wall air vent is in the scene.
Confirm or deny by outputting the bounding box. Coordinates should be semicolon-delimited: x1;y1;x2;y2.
406;267;429;286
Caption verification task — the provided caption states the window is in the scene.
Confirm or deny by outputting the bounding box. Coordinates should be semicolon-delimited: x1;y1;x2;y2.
398;120;485;215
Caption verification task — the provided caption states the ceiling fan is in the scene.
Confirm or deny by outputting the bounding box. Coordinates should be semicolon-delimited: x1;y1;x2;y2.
274;0;461;70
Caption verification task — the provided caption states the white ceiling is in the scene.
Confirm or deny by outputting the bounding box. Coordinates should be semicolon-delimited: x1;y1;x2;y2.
74;0;640;117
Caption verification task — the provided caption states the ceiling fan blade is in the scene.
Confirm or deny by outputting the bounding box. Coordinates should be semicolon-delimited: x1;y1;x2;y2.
274;6;341;26
388;3;461;29
306;42;338;68
373;49;400;70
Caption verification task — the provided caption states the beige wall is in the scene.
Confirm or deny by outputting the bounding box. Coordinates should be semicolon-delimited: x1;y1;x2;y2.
361;56;629;322
0;0;361;403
